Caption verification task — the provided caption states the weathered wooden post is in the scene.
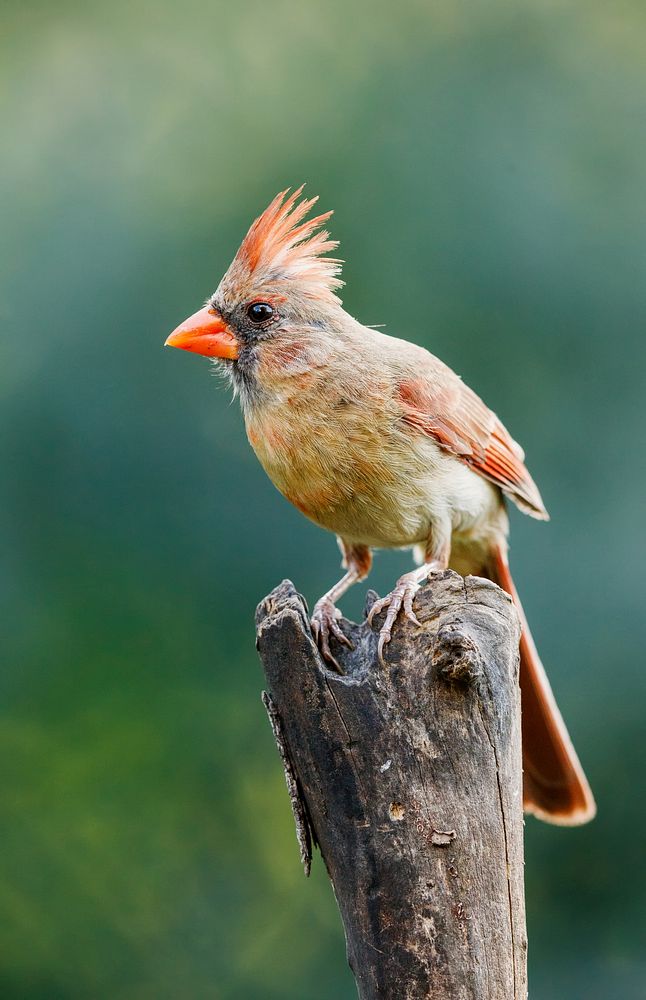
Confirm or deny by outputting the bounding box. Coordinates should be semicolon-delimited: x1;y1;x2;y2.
256;570;527;1000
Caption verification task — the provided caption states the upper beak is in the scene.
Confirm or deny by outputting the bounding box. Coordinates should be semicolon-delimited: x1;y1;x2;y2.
164;306;239;359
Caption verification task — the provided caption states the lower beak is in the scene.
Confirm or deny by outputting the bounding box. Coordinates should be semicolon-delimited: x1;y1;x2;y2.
164;306;239;359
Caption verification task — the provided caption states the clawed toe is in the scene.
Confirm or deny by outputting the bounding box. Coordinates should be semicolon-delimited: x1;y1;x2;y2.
377;629;390;667
366;595;390;627
402;587;422;628
311;599;354;670
368;576;424;666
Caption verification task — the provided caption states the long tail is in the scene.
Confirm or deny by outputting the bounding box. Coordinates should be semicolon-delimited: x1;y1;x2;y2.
488;543;596;825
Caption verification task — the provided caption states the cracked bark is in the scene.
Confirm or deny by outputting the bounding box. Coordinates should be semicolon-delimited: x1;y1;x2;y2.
255;570;528;1000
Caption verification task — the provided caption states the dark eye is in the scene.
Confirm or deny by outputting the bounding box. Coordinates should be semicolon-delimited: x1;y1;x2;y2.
246;301;274;324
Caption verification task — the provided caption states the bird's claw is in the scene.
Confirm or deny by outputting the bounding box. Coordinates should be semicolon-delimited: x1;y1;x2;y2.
311;598;354;671
368;577;423;666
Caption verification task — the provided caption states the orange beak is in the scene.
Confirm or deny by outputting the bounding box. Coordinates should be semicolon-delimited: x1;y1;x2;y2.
164;306;239;359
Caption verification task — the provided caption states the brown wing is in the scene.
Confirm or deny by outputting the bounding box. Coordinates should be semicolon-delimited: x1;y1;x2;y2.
395;361;549;520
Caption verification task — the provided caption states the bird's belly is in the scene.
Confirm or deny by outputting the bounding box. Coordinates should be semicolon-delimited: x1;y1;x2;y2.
292;487;430;549
273;462;422;548
249;416;499;550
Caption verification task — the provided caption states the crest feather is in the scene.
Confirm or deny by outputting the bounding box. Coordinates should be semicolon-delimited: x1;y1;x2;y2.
224;187;344;305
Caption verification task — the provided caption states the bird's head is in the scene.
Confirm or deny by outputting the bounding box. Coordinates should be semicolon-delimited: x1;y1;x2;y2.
165;187;344;399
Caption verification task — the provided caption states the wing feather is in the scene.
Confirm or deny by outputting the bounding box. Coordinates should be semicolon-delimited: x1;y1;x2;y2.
395;363;549;520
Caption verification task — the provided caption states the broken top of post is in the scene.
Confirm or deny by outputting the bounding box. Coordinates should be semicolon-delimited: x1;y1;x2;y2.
256;571;528;1000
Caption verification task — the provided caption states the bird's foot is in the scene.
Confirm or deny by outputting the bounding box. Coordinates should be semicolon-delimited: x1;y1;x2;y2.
311;597;354;671
367;570;425;666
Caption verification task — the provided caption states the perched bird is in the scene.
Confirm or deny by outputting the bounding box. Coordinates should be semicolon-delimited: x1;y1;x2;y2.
165;187;595;825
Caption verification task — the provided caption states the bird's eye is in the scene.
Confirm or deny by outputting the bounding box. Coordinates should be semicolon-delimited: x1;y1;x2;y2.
246;301;274;324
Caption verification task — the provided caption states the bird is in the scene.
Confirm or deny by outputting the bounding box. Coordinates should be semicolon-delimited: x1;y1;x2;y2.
165;186;595;826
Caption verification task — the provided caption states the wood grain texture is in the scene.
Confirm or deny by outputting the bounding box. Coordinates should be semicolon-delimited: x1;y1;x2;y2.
256;571;527;1000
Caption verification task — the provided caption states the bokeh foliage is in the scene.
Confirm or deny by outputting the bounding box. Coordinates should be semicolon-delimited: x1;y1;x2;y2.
1;1;645;996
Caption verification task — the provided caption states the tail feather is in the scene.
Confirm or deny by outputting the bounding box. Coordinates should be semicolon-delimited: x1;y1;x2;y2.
489;544;596;825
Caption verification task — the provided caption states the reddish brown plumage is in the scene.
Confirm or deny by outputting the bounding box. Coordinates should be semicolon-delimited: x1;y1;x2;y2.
396;372;548;520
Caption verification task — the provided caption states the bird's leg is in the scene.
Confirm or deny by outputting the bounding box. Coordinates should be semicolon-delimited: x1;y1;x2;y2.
311;540;372;670
368;533;450;666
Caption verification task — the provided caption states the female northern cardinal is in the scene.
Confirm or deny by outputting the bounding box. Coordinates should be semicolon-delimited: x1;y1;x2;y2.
165;187;595;825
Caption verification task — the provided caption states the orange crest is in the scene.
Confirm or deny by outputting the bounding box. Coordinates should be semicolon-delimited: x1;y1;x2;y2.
219;187;343;305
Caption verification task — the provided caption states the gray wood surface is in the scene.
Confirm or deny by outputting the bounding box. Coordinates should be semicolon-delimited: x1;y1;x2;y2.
256;571;528;1000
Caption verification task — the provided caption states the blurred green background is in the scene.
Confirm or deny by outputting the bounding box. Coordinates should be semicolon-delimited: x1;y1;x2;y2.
2;0;645;996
